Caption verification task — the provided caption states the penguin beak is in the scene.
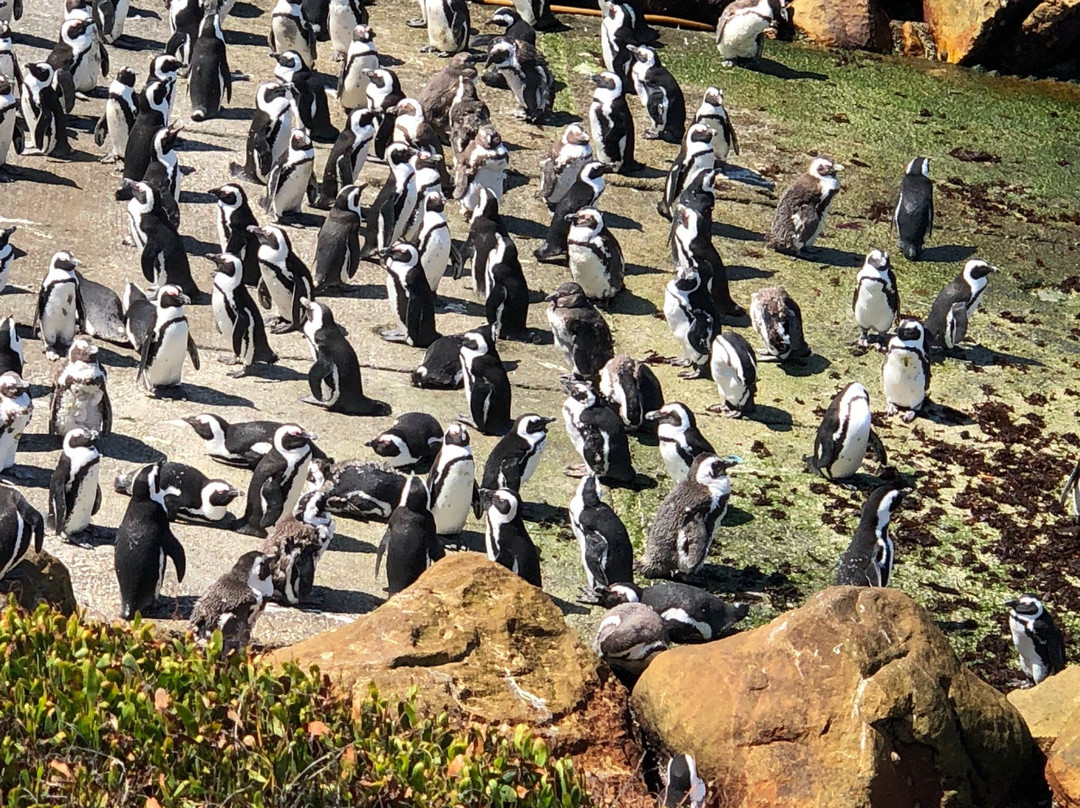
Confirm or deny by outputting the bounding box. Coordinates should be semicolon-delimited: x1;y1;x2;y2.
563;213;579;223
833;163;846;172
207;186;223;198
179;293;191;305
588;74;602;85
301;430;317;441
1005;599;1019;609
644;410;663;422
538;416;556;426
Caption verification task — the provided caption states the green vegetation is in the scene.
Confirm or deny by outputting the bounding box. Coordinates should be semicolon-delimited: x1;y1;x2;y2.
0;603;588;808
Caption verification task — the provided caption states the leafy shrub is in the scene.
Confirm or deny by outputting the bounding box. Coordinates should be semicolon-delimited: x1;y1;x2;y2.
0;603;589;808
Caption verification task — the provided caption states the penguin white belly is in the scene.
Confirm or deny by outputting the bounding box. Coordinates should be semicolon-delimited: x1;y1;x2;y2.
328;0;355;54
630;67;649;110
882;350;925;410
661;608;714;640
385;274;403;327
338;63;368;110
65;464;100;533
0;112;14;166
714;361;747;407
431;459;474;535
261;269;294;318
270;161;313;219
22;94;53;154
390;186;419;244
600;30;615;74
830;408;871;480
0;433;16;470
424;0;458;51
520;442;544;485
54;386;106;436
42;288;78;347
1010;619;1038;679
105;101;128;156
717;14;768;60
73;46;102;93
146;323;189;387
562;406;586;458
504;70;527;110
420;227;451;294
855;286;894;333
569;245;611;300
109;0;130;40
282;457;311;516
659;442;686;482
211;287;231;336
704;120;730;161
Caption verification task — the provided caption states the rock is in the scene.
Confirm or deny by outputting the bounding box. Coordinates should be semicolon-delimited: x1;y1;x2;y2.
890;20;937;58
792;0;893;51
269;553;645;795
0;552;77;616
1005;0;1080;73
922;0;1041;65
1008;666;1080;753
1047;710;1080;806
632;586;1039;808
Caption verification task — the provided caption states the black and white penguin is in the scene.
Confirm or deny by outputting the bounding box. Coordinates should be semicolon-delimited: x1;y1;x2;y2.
882;318;930;422
190;551;274;651
49;338;111;437
0;317;21;376
181;414;312;469
312;108;375;210
364;141;419;255
460;187;507;295
484;232;529;340
0;371;30;473
382;243;439;348
587;71;639;174
561;377;635;485
693;87;738;163
535;158;608;261
663;264;717;379
251;224;314;333
300;298;389;415
47;16;106;97
412;334;466;389
274;50;338;143
512;0;554;28
313;184;364;290
836;484;907;588
894;156;933;261
188;12;230;121
638;453;735;579
566;207;624;300
0;24;20;97
427;422;479;535
622;582;748;644
715;0;788;65
367;412;442;471
405;150;446;241
364;66;404;160
336;24;377;112
0;76;16;174
142;124;182;221
454;126;509;214
93;66;136;163
114;461;241;524
458;325;512;436
328;0;367;59
646;402;716;483
121;282;155;351
0;230;13;297
569;474;633;599
238;424;314;537
661;755;707;808
749;285;810;363
598;354;664;433
34;250;84;361
124;180;198;298
123;78;173;183
229;82;293;185
301;0;330;43
114;463;186;619
852;248;899;348
414;191;452;295
209;184;261;286
923;258;997;353
48;427;101;545
484;38;552;123
422;0;469;55
670;201;742;318
320;460;406;521
375;476;444;594
104;0;129;44
483;6;535;46
261;128;316;221
546;281;614;380
0;483;43;578
19;61;72;158
260;491;334;605
209;253;278;376
485;488;541;587
626;43;684;142
808;382;887;484
165;0;202;67
593;602;667;676
599;0;634;83
659;123;714;219
481;413;553;491
137;285;199;394
766;156;844;256
270;0;316;66
1008;594;1067;685
538;123;592;210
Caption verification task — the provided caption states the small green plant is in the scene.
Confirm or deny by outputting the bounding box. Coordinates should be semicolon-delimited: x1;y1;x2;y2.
0;602;589;808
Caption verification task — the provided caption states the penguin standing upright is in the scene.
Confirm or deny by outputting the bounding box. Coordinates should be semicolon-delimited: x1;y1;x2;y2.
671;192;742;317
661;755;707;808
454;126;509;213
461;187;507;295
836;484;907;587
124;181;198;298
0;372;32;472
659;124;714;219
300;298;389;415
229;82;293;185
274;50;338;143
261;128;316;221
137;285;199;394
328;0;366;59
693;87;738;163
382;243;439;348
238;423;314;537
448;74;491;156
0;316;21;375
546;281;614;380
535;161;607;263
211;184;261;286
188;12;230;121
422;0;469;55
599;354;664;432
259;491;334;604
708;330;757;417
646;402;716;483
638;453;735;579
35;250;84;361
113;463;186;619
418;54;476;136
94;66;136;163
48;16;106;97
313;184;365;290
49;338;112;437
0;227;13;292
561;377;635;485
852;248;899;348
599;1;634;83
749;285;810;363
123;78;173;182
190;552;274;651
483;232;530;340
270;0;316;66
364;66;403;160
664;264;717;379
715;0;788;65
808;382;887;484
484;38;552;123
0;484;43;579
766;156;844;256
481;413;552;492
627;44;684;142
336;24;377;112
1008;594;1067;685
0;77;16;174
165;0;202;66
363;142;418;255
312;107;375;210
427;422;479;535
566;208;624;300
569;474;634;598
252;224;314;333
414;191;452;295
485;488;541;587
587;71;639;174
894;156;933;261
48;427;101;545
141;124;182;215
375;476;444;594
882;318;930;422
19;62;72;158
459;324;512;435
209;253;278;376
923;259;997;353
538;123;592;210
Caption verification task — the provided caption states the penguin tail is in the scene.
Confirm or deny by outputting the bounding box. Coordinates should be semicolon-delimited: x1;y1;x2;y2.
190;108;207;122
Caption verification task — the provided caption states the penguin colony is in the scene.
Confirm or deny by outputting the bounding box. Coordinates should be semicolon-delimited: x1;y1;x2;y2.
0;0;1068;778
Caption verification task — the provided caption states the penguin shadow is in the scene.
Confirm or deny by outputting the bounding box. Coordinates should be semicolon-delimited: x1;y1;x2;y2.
501;214;548;241
326;531;377;554
146;594;198;621
181;236;220;260
779;353;831;378
725;264;774;281
720;503;754;528
215;107;257;122
606;289;658;317
549;593;591;617
618;164;667;182
224;30;269;49
503;171;530;195
920;400;975;427
323;283;386;301
543;110;580;129
303;585;384;615
508;326;554;346
740;404;793;432
919;245;977;263
694;561;793;599
16;433;61;454
97;433;167;463
602;212;644;232
718;163;775;191
111;34;166;50
712;221;762;242
70;525;119;548
246;362;307;382
97;346;139;368
178;140;232;154
226;1;263;18
623;262;663;277
521;500;567;526
445;529;485;554
9;32;54;50
128;6;165;20
607;472;658;492
717;310;751;329
747;58;828;81
5;165;81;189
958;344;1043;369
0;465;51;489
377;54;404;68
164;383;255;408
27;383;53;400
802;246;863;268
281;211;328;230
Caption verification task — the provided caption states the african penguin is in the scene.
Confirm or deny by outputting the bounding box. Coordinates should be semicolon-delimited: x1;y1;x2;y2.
260;491;334;605
415;191;452;295
632;582;748;644
627;43;684;142
114;461;241;524
853;248;899;348
19;61;72;158
454;125;509;214
535;158;608;261
48;427;102;545
188;12;231;121
319;460;407;521
301;298;389;415
1008;594;1067;685
923;259;997;353
181;414;299;469
364;66;404;160
123;78;173;182
598;354;664;432
708;330;757;418
47;16;105;97
35;250;84;361
569;474;634;600
484;232;530;340
375;476;444;594
427;421;479;536
646;402;716;483
448;72;491;157
599;0;634;83
484;37;552;123
566;207;624;300
546;281;615;381
367;412;443;471
485;487;541;587
481;413;553;492
121;282;155;351
136;284;199;394
0;77;16;173
894;156;933;261
124;180;199;298
882;318;930;422
336;24;377;112
587;71;639;174
93;66;137;163
261;128;316;221
273;50;338;143
0;317;21;376
715;0;788;65
0;227;14;293
0;372;30;472
460;187;507;295
190;551;275;651
593;602;668;676
808;382;887;484
0;483;43;578
765;156;843;256
49;338;112;437
693;87;738;163
412;334;466;389
422;0;469;56
328;0;367;59
238;424;314;537
538;123;592;211
229;81;293;185
312;108;376;210
209;252;278;376
561;377;635;485
459;324;512;435
363;141;419;255
482;6;535;47
662;755;707;808
663;264;717;379
659;123;715;220
210;184;261;286
251;224;315;334
313;184;365;290
382;242;439;348
670;202;742;318
749;285;810;363
270;0;316;67
836;484;908;588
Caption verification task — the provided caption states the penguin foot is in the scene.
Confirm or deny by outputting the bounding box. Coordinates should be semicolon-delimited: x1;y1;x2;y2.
235;523;268;538
406;16;426;27
300;394;328;407
121;236;135;247
266;319;295;335
331;51;345;62
218;355;240;366
380;328;409;343
901;409;918;424
885;402;898;417
419;45;439;53
533;246;567;264
642;126;663;140
563;464;591;479
98;154;119;164
678;365;710;380
227;367;249;379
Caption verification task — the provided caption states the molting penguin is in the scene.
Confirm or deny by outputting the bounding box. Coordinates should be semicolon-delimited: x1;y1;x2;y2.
808;382;887;484
715;0;788;65
535;160;607;263
238;424;314;537
766;156;843;256
638;453;735;579
1008;594;1066;685
645;402;716;483
114;461;241;524
209;253;278;377
448;74;491;158
538;123;591;210
454;125;509;213
587;71;639;174
566;208;624;300
923;258;997;353
190;551;274;651
251;224;315;333
301;298;389;415
882;318;930;422
34;250;84;361
569;474;634;599
49;338;112;437
418;50;477;138
427;421;479;535
484;38;552;123
188;12;231;121
894;156;933;261
481;413;553;492
261;127;316;221
593;602;667;676
382;242;439;348
113;463;186;620
661;755;707;808
367;412;443;471
270;0;316;67
229;82;293;184
422;0;469;55
210;184;261;286
459;324;512;436
259;491;334;605
663;264;717;379
412;334;465;389
836;484;907;588
598;354;664;433
546;281;614;380
0;483;43;578
852;248;899;348
375;476;444;594
561;377;635;485
94;66;137;163
19;61;72;158
693;86;738;163
749;285;810;363
313;184;365;290
485;488;541;587
47;15;106;97
627;43;684;142
48;427;101;545
136;285;199;394
312;108;375;210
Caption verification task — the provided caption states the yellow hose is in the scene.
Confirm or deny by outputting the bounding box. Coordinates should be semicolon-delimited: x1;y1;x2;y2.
477;0;717;32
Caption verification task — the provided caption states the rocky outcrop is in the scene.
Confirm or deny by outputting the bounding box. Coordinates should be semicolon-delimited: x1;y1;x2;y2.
0;552;77;616
792;0;893;51
1047;710;1080;806
921;0;1042;64
269;553;644;794
1005;0;1080;72
632;586;1038;808
1008;666;1080;753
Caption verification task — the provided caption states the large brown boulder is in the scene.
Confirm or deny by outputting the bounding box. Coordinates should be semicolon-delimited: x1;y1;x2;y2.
269;553;643;793
1008;666;1080;753
792;0;893;51
922;0;1041;64
632;586;1038;808
1047;709;1080;806
1005;0;1080;72
0;552;77;616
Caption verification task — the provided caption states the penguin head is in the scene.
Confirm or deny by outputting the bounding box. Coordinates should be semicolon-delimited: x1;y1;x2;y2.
272;49;304;79
593;602;668;672
233;550;274;589
61;17;94;43
125;180;155;211
274;423;314;455
300;297;330;334
488;487;520;521
963;258;998;283
116;67;138;88
182;413;225;441
645;402;692;431
249;224;288;252
576;474;604;508
691;453;739;486
906;156;931;177
209;252;244;281
423;191;445;214
155;284;190;309
154;124;182;156
205;480;241;507
564;207;603;236
383;242;420;273
144;80;173;114
0;77;11;97
603;0;626;23
485;39;516;69
808;156;843;179
460;325;495;358
477;125;502;150
894;318;925;347
63;427;98;453
600;582;642;607
562;376;598;407
1007;594;1045;620
546;281;589;309
295;489;330;523
150;54;182;82
400;475;430;512
67;338;99;365
589;71;620;94
25;61;54;85
388;97;422;120
48;250;79;276
489;7;519;27
863;248;891;273
351;23;374;42
673;263;703;291
626;44;657;65
289;128;313;152
337;184;366;216
384;141;414;167
579;160;609;184
133;462;174;508
702;86;724;108
516;413;554;440
360;67;396;93
663;754;706;808
348;107;379;137
199;11;223;39
443;422;471;447
839;381;870;410
686;123;715;149
563;123;590;146
0;371;28;399
256;81;292;113
863;484;909;531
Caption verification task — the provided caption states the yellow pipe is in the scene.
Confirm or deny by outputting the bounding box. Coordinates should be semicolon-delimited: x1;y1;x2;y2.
477;0;717;32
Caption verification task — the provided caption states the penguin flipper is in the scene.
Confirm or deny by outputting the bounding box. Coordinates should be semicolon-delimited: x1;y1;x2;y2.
471;481;482;518
74;286;87;335
100;44;110;79
580;426;608;476
93;113;108;147
232;309;252;359
161;530;187;583
49;470;68;536
867;429;887;468
1062;460;1080;510
185;332;200;370
583;530;611;589
374;527;389;580
93;484;102;516
135;328;155;388
257;477;284;529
